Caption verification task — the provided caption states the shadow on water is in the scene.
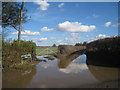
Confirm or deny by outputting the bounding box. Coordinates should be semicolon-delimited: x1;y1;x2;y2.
85;50;119;68
87;65;120;82
58;53;119;83
2;66;36;88
85;51;120;82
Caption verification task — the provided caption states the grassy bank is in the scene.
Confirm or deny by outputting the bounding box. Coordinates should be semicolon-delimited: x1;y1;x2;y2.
3;60;38;72
36;46;58;56
2;40;37;71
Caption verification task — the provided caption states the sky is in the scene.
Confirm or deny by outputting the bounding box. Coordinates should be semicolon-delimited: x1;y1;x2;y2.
6;2;119;46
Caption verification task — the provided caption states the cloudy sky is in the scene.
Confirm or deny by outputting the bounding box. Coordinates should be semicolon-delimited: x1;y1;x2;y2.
8;2;118;46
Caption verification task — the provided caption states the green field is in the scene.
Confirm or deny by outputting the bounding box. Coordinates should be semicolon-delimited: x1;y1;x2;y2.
36;47;58;56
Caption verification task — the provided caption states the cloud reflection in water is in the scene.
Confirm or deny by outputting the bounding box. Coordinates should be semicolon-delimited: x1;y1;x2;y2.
59;63;88;74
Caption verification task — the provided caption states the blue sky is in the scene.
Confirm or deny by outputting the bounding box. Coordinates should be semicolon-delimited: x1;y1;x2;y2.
8;2;118;46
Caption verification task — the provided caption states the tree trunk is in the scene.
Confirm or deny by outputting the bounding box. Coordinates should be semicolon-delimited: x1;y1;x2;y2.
18;2;25;64
18;2;24;43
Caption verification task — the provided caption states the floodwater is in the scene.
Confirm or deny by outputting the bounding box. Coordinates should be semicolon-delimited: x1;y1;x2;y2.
2;55;119;88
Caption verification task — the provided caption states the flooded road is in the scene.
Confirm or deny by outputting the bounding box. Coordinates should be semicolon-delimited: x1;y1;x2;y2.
2;55;119;88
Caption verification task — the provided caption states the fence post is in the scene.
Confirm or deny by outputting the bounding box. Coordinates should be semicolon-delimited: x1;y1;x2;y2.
21;58;23;64
31;47;36;61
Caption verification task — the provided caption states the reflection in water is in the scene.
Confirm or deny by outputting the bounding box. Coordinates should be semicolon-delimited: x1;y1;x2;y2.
87;65;119;82
57;54;119;88
27;55;100;88
2;54;119;88
58;53;119;82
58;53;82;68
59;63;88;74
86;55;119;83
2;66;36;88
59;55;88;74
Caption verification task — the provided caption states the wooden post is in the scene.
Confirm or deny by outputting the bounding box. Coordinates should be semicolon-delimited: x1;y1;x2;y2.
21;58;23;64
31;47;36;61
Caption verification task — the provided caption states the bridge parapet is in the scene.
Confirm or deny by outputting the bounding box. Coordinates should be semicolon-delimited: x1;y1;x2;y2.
58;45;86;55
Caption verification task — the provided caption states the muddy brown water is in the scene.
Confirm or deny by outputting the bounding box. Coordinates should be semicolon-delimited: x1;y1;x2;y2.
2;55;119;88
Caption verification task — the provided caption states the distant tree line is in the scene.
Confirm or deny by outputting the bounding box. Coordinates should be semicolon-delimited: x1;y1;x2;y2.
52;44;57;47
74;36;120;52
75;41;87;46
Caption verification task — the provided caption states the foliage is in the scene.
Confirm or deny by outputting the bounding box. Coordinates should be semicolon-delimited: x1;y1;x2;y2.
75;41;87;46
86;36;120;52
52;44;56;47
2;2;28;30
2;40;36;68
75;43;82;46
85;36;120;67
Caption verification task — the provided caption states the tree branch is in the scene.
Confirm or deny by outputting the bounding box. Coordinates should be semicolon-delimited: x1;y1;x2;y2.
10;24;18;31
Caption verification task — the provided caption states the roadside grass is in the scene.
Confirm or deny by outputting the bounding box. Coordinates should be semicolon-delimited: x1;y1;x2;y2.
36;47;58;56
11;61;38;70
3;60;38;72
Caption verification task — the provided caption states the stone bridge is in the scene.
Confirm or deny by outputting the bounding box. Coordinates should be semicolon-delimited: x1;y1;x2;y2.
57;45;86;68
57;45;119;68
58;45;86;55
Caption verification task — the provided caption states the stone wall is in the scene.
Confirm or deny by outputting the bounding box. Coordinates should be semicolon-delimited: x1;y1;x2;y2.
58;45;86;55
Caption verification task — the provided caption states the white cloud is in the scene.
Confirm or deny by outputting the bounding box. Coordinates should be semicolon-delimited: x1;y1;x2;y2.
71;33;79;39
104;22;112;27
49;37;56;39
88;34;109;43
38;38;48;41
21;36;28;38
41;27;53;31
64;33;80;44
112;22;120;27
96;34;107;38
86;14;98;19
56;21;96;32
56;40;67;45
34;0;50;11
65;37;75;43
59;43;67;45
58;3;64;8
57;40;62;43
64;38;68;41
12;30;40;35
33;37;48;42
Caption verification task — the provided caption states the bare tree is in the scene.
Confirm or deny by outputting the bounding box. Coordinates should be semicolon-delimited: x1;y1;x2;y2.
18;2;25;43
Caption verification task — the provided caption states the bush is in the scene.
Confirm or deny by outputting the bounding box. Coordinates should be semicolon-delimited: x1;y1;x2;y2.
86;36;120;52
2;40;36;68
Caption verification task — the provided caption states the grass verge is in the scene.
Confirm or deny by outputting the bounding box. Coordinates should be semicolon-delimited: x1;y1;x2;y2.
36;47;58;56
